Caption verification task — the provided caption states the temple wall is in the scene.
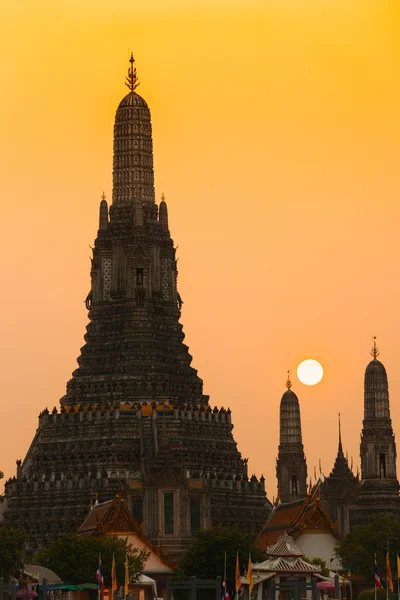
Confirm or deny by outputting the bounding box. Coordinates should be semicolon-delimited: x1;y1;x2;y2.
296;532;341;571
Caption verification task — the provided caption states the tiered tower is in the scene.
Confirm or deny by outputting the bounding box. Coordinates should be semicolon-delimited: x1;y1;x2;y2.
349;339;400;527
4;56;269;558
321;415;359;534
276;373;307;503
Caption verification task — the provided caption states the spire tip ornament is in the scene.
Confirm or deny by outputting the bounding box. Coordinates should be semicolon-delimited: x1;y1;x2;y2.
286;370;292;389
370;336;380;360
101;191;106;201
125;52;140;92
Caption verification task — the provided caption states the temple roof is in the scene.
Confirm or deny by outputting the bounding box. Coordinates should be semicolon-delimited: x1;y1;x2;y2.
252;534;321;574
266;532;304;557
256;480;340;549
326;415;358;484
78;494;142;536
78;495;176;570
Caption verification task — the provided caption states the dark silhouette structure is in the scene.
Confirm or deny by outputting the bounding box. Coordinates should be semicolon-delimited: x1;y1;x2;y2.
4;55;269;559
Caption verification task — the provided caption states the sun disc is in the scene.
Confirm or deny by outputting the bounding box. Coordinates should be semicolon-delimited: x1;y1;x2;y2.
297;359;323;386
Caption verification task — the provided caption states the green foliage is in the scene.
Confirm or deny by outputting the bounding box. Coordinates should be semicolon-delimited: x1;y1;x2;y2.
34;535;149;586
358;589;395;600
303;556;330;577
178;527;265;592
335;516;400;580
0;524;25;581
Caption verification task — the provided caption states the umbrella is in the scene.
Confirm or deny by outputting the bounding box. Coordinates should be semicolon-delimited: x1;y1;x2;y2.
16;590;38;598
77;584;99;590
317;582;335;590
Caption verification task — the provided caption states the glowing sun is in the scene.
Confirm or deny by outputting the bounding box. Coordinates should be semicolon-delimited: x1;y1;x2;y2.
297;359;324;386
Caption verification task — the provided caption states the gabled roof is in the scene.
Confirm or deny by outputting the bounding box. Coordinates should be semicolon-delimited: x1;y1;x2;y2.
266;532;304;557
77;495;176;571
256;481;340;549
78;497;131;536
251;534;321;575
254;556;320;574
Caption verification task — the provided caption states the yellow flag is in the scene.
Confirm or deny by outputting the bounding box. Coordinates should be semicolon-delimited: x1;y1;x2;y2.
235;552;241;593
397;555;400;579
246;553;254;593
124;554;129;597
111;553;117;593
386;553;393;592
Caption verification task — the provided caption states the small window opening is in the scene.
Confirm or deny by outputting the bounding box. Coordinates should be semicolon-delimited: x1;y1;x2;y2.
164;492;174;534
291;475;298;496
136;268;144;286
132;497;144;526
380;454;387;479
190;497;201;533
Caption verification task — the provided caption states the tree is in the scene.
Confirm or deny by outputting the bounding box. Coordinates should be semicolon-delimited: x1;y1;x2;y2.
178;527;265;591
303;556;330;577
0;524;25;581
358;589;395;600
34;535;149;585
335;516;400;581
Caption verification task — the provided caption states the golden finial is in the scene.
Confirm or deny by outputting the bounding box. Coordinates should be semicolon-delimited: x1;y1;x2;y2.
370;336;380;360
161;193;166;202
125;52;140;92
286;370;292;389
101;191;106;201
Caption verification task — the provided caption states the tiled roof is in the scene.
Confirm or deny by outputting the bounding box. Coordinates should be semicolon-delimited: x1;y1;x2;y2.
77;495;176;571
252;535;321;574
266;533;304;557
256;485;340;549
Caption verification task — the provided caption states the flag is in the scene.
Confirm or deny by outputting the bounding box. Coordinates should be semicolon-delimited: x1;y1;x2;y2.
124;554;129;597
374;555;382;589
111;553;117;594
397;554;400;579
386;553;394;592
96;554;105;594
235;552;241;593
222;579;230;600
246;553;254;594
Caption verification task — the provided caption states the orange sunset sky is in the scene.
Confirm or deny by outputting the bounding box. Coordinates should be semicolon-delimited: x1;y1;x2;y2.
1;0;400;498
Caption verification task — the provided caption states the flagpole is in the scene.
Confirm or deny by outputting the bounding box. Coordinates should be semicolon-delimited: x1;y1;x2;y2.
224;552;227;583
98;553;101;600
397;554;400;600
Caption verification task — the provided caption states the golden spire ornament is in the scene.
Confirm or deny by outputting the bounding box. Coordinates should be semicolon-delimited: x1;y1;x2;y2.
370;336;380;360
125;52;140;92
286;370;292;389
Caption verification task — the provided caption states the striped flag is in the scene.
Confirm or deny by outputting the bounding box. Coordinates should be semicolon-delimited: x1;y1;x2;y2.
222;579;230;600
96;554;105;594
374;554;382;589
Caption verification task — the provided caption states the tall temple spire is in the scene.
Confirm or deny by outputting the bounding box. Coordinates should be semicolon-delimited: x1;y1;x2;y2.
359;341;400;506
320;413;359;533
276;375;307;503
112;54;155;208
4;54;269;555
338;412;343;454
